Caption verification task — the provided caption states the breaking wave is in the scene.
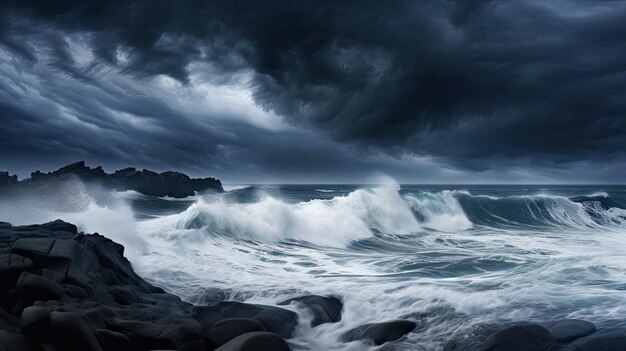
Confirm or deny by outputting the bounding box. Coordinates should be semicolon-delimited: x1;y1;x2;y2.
142;181;422;247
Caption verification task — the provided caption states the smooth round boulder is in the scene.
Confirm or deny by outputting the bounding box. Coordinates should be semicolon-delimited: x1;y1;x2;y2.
340;320;417;345
20;305;52;336
571;330;626;351
216;302;298;338
207;318;266;348
482;324;555;351
215;332;290;351
546;319;596;343
279;295;342;327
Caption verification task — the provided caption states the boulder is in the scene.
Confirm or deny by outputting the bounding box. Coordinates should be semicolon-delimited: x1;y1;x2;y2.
279;295;342;327
20;305;52;336
48;311;103;351
481;324;555;351
16;272;66;305
190;305;225;334
207;318;266;348
545;319;596;343
340;320;417;345
217;301;298;338
570;329;626;351
215;332;290;351
0;254;34;291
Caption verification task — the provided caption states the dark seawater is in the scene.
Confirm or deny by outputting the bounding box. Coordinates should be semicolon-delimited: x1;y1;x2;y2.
3;182;626;350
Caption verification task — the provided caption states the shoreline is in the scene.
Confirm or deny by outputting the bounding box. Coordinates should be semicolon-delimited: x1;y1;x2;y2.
1;220;625;350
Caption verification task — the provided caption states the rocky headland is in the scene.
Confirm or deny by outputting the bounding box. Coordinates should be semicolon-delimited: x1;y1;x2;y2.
0;161;223;198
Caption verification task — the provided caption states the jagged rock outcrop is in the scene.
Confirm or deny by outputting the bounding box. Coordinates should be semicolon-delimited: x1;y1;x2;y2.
1;161;223;197
0;172;17;187
0;220;295;351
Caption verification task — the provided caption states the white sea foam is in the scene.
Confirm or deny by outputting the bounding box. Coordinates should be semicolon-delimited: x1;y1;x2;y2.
404;191;473;231
5;178;626;350
0;180;146;261
222;184;251;192
134;184;626;350
587;191;609;198
315;189;335;193
141;180;421;247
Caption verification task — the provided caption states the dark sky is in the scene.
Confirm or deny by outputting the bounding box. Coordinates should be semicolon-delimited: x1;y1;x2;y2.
1;0;626;183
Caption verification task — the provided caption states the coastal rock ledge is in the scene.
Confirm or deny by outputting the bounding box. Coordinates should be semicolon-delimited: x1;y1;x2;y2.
0;220;294;351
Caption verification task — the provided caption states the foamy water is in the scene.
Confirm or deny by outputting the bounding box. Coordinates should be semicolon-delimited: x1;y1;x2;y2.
2;181;626;350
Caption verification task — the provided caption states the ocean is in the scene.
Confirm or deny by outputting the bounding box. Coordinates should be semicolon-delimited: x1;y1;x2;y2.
3;181;626;350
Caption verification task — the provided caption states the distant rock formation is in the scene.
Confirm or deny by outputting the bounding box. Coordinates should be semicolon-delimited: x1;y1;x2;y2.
1;161;223;197
0;172;18;187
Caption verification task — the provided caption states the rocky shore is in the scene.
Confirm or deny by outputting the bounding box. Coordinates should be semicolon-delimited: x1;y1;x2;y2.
0;161;223;198
0;220;296;350
0;220;625;350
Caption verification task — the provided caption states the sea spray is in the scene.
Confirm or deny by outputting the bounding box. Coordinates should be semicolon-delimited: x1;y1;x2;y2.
141;179;421;247
0;179;146;261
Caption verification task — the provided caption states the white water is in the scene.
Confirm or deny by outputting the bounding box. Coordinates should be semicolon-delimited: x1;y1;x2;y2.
3;180;626;350
143;181;421;247
0;180;146;261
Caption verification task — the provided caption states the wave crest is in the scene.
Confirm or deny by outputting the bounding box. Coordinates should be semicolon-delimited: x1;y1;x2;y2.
146;181;421;247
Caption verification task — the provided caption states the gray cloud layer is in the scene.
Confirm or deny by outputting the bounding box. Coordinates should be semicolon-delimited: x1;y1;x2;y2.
1;0;626;183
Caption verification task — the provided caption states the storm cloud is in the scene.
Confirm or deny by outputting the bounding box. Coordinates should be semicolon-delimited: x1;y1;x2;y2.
1;0;626;182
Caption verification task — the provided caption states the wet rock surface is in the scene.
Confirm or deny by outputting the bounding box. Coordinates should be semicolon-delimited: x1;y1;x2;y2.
444;320;626;351
340;319;417;346
0;220;293;351
544;319;596;343
278;294;343;327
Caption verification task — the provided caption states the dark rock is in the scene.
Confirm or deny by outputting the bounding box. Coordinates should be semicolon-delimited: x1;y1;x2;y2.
0;171;18;187
0;330;32;351
63;284;89;298
191;305;225;334
340;320;417;345
207;318;266;348
217;301;298;338
16;272;66;305
482;324;555;351
48;311;103;351
94;329;131;351
106;321;181;350
0;254;34;292
279;295;342;327
3;161;223;197
20;305;52;336
545;319;596;343
11;239;55;267
215;332;290;351
40;221;78;234
0;221;295;351
570;329;626;351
